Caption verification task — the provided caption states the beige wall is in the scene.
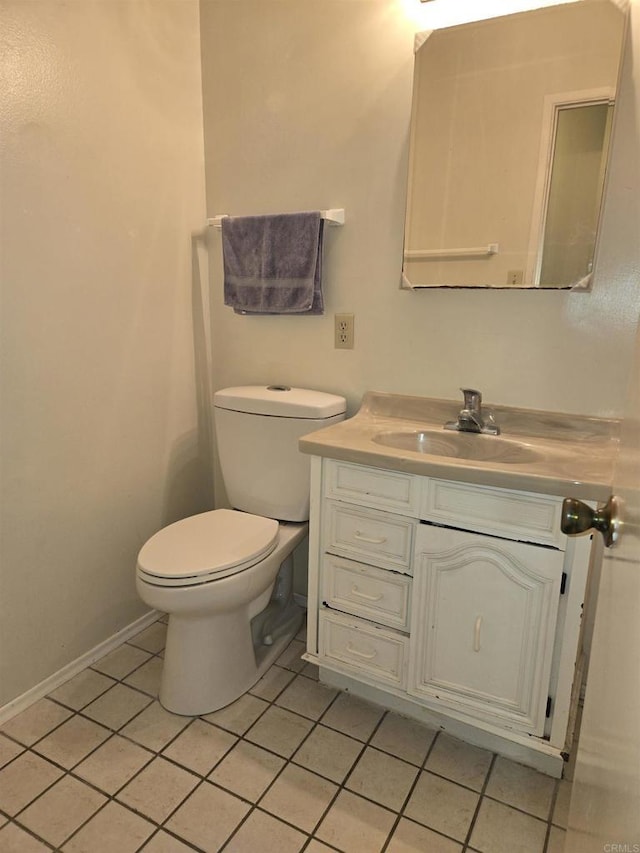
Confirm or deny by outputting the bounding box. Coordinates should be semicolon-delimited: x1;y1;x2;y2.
201;0;639;419
0;1;210;706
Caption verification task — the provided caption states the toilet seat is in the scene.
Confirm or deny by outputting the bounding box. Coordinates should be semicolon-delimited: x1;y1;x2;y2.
136;509;279;588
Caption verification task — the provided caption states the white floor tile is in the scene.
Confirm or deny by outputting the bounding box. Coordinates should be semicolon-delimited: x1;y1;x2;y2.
245;705;314;758
0;751;63;816
260;763;338;833
370;712;436;767
224;808;307;852
33;715;111;769
426;733;493;791
61;801;155;852
92;644;152;679
316;789;396;852
469;797;548;853
116;756;199;823
139;830;195;852
164;781;249;851
404;771;479;842
0;733;24;769
346;746;419;811
0;822;52;852
48;670;116;711
17;775;107;848
485;756;555;820
123;657;163;697
82;683;153;730
249;665;296;701
275;675;337;720
120;701;191;752
162;719;237;775
74;734;154;795
292;723;363;783
208;740;285;802
128;623;167;654
202;693;269;735
0;699;72;746
320;691;384;742
386;817;463;853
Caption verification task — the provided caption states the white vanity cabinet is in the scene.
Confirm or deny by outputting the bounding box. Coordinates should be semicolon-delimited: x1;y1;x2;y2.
306;457;594;776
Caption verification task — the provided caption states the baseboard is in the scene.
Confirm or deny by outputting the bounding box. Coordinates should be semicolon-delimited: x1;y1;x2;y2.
0;610;160;725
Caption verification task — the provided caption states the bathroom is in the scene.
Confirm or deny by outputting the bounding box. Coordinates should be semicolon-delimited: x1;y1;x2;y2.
1;0;639;850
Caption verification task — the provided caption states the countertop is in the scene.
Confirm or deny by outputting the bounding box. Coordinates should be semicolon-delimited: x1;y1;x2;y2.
299;391;619;501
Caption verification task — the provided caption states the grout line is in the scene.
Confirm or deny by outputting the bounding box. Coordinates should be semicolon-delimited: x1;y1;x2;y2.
461;752;497;852
379;727;442;852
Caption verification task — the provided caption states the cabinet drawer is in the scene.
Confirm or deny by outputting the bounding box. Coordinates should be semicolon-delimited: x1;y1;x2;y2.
322;555;411;631
323;502;414;572
420;479;565;548
319;611;408;687
324;460;420;516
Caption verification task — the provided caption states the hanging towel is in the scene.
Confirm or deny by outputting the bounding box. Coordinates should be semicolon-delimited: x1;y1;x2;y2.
222;211;324;315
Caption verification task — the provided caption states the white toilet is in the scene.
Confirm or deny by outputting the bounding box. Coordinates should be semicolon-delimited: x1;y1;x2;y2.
136;385;346;715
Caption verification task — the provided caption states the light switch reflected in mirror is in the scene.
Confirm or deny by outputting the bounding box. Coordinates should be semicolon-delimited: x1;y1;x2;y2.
402;0;627;290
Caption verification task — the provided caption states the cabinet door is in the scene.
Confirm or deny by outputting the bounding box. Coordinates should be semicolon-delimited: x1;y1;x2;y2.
409;524;564;736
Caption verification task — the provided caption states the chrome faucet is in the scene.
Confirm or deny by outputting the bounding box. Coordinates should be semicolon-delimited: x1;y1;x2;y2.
444;388;500;435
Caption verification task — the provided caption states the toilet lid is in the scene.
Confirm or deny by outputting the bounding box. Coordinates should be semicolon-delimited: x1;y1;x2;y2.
136;509;279;587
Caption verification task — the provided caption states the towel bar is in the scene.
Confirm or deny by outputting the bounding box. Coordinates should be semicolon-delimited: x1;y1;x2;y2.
208;209;345;229
404;243;499;260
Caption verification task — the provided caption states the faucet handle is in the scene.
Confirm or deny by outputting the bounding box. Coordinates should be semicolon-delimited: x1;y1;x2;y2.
460;388;482;411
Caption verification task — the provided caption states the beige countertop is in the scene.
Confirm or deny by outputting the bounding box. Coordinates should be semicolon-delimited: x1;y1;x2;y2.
299;391;619;502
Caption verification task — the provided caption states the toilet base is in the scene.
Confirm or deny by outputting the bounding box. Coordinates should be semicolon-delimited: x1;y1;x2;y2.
159;604;303;716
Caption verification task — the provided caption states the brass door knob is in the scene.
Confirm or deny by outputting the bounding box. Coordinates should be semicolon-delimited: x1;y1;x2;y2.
561;496;621;548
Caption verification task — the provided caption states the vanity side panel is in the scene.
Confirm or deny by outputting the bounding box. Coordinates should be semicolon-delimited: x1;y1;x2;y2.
548;532;594;748
305;455;324;657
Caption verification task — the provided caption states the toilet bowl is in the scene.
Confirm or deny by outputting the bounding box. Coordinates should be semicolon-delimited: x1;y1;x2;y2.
137;509;307;715
135;385;347;716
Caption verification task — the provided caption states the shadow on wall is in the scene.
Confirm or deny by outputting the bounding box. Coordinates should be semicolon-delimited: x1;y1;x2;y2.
160;235;215;528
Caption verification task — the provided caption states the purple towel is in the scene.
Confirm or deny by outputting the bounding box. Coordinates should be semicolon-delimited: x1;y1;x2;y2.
222;211;324;315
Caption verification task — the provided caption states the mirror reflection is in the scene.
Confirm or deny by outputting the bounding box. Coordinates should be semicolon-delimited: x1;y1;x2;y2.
402;0;626;290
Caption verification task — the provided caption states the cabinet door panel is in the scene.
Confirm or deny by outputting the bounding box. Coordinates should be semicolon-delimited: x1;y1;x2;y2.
409;524;564;735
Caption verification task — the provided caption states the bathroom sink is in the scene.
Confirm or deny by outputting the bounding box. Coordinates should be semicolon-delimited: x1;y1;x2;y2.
372;430;540;464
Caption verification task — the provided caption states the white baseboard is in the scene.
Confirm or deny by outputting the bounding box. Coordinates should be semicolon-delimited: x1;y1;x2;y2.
0;610;160;725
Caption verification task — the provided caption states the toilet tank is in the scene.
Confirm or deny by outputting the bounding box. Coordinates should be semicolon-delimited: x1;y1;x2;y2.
213;385;346;522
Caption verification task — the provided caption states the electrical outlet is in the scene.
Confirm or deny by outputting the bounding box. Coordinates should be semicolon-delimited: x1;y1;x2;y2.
507;269;524;285
335;313;355;349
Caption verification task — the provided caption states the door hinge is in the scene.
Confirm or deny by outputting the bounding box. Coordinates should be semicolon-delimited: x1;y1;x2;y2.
560;572;567;595
546;696;553;718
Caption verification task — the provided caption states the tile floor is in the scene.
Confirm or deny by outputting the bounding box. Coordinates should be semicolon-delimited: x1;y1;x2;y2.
0;617;572;852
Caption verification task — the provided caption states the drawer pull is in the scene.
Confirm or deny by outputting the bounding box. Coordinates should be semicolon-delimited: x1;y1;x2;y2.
346;642;377;660
354;530;388;545
350;585;383;602
474;616;482;652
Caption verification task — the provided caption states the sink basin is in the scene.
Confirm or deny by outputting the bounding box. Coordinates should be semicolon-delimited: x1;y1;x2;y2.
372;429;540;464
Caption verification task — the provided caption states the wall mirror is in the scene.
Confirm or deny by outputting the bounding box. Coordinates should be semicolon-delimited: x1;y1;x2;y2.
402;0;627;290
